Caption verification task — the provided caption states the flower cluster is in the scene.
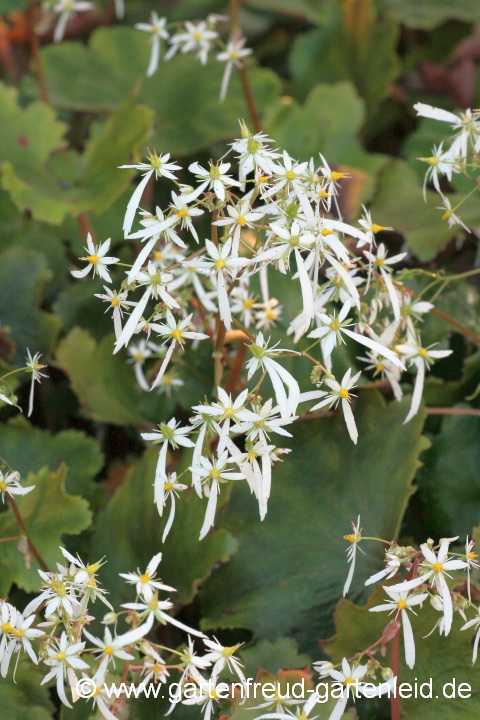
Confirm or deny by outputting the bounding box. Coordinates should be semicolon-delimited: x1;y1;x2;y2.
67;120;456;540
415;102;480;231
343;516;480;668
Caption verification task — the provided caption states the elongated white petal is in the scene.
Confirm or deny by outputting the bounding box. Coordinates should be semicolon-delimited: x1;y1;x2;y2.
403;358;425;424
380;267;400;321
127;236;158;284
342;398;358;444
295;248;314;328
343;545;356;596
123;170;154;237
114;287;152;353
147;35;161;77
151;341;176;389
200;480;218;539
402;609;415;669
438;573;453;635
342;327;405;370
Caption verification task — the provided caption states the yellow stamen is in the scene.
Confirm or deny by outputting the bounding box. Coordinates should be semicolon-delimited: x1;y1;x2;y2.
140;573;150;583
55;651;66;662
236;216;245;226
266;310;276;320
339;389;349;399
164;481;173;491
244;299;254;309
442;210;452;220
468;552;478;560
87;255;97;265
375;362;384;372
215;259;225;270
0;481;6;491
371;224;386;234
176;209;188;219
104;646;113;655
344;534;356;543
331;171;347;181
134;353;144;362
211;469;221;480
432;562;444;573
286;170;297;180
419;348;429;359
224;407;235;418
375;258;384;267
111;297;120;307
396;599;407;610
171;329;182;341
322;228;333;236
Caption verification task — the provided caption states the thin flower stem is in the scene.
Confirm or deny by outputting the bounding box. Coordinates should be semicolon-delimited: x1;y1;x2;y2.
0;535;22;543
231;317;256;342
29;1;49;104
426;407;480;416
0;366;27;381
7;495;49;572
430;307;480;345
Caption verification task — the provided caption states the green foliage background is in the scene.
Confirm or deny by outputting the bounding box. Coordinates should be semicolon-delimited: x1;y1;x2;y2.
0;1;479;719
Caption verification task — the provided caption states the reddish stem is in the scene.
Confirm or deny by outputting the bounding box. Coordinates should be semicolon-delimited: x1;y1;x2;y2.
7;495;49;572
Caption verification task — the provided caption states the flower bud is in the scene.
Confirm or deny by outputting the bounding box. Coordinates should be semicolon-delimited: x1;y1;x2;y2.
102;612;118;625
381;666;394;681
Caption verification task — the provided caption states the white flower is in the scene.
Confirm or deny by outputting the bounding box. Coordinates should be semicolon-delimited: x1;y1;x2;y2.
202;239;250;330
184;160;241;203
357;206;392;247
128;191;204;246
166;21;218;65
217;37;253;101
388;538;468;635
190;451;245;539
364;243;406;321
396;332;452;423
303;368;361;445
342;516;362;595
262;151;309;198
113;263;179;353
71;234;119;284
231;129;280;178
203;636;245;681
155;472;188;542
370;588;428;668
127;340;154;391
326;658;395;720
413;103;480;159
233;397;293;443
25;349;48;417
246;333;300;420
83;617;154;669
465;536;479;602
0;470;34;503
94;286;135;340
418;142;456;200
122;596;205;638
142;417;195;479
254;695;318;720
192;387;260;454
436;196;470;233
182;675;221;720
149;311;209;388
23;570;79;619
317;154;350;212
41;632;89;708
53;1;93;43
214;201;262;256
120;150;181;237
308;300;405;370
365;551;401;586
135;13;169;76
461;612;480;664
119;553;175;602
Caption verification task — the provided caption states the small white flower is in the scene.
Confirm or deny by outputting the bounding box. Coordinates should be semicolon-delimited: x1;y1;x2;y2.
303;368;361;445
370;588;428;668
83;617;153;669
41;631;89;708
53;1;93;43
155;472;188;542
71;234;119;284
149;311;209;388
203;636;245;681
342;516;362;595
0;470;34;503
217;37;253;101
202;239;250;330
184;160;241;203
119;553;175;602
142;417;195;479
246;333;300;420
135;13;169;76
364;243;407;321
214;201;262;256
25;349;48;418
436;196;470;233
122;596;205;638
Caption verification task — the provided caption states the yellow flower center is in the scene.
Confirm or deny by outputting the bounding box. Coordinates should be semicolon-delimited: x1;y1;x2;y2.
211;468;221;480
140;573;150;583
153;664;165;673
318;189;329;199
12;628;24;637
339;389;349;399
164;481;173;491
396;599;407;610
104;646;114;655
442;210;452;219
154;251;164;260
344;677;355;685
244;299;254;309
134;353;144;362
111;297;120;306
330;318;341;331
257;175;267;183
171;329;182;341
322;228;333;236
209;689;217;699
231;51;238;60
375;258;384;267
224;407;235;418
419;347;429;359
432;562;444;573
344;533;356;543
236;216;245;226
0;481;6;491
468;552;477;560
267;310;276;320
176;209;188;219
247;451;257;462
55;651;65;662
331;171;347;181
286;170;296;180
2;622;13;633
87;255;98;265
426;156;437;166
194;32;202;41
216;259;225;270
87;577;97;587
375;362;385;372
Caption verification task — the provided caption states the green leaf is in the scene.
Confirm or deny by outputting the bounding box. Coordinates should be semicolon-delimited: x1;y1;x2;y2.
36;27;282;155
416;410;480;538
1;84;153;223
0;415;104;502
324;586;480;720
0;661;55;720
369;160;480;261
377;0;480;30
199;393;428;654
241;638;311;677
244;0;337;24
0;464;92;596
265;81;389;214
92;448;238;607
55;328;214;426
0;246;61;364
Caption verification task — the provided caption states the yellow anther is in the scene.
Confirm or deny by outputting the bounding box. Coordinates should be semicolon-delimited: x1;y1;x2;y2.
104;646;113;655
140;573;150;583
267;310;276;320
442;210;452;220
331;171;346;181
419;348;429;359
154;251;164;260
468;552;478;560
0;482;6;491
164;481;173;491
339;389;349;399
216;259;225;270
344;677;354;685
375;362;385;372
371;224;386;234
375;258;384;267
286;170;297;180
236;216;245;226
211;469;221;480
176;209;188;218
224;407;235;418
134;353;144;362
396;599;407;610
111;297;120;306
433;562;444;573
322;228;333;236
244;299;254;309
171;329;182;341
55;651;66;662
344;534;356;543
87;255;98;265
